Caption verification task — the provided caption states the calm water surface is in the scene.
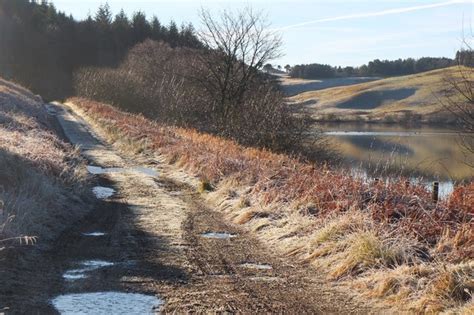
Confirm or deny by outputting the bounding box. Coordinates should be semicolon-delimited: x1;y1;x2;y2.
315;123;473;196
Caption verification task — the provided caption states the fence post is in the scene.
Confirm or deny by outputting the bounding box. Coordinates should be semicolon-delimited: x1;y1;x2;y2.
432;182;439;203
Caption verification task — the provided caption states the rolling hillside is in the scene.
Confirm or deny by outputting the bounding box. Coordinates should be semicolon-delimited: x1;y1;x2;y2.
278;75;379;96
288;66;469;123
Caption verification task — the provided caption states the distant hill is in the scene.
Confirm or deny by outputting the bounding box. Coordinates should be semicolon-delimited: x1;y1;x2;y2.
278;75;379;96
287;66;468;124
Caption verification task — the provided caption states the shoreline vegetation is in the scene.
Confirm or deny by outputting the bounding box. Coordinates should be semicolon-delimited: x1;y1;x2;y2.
67;97;473;313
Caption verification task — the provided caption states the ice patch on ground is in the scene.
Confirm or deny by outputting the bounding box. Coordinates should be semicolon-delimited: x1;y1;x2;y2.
62;271;88;280
82;232;107;237
132;166;159;177
92;186;115;199
87;166;125;175
62;260;115;281
87;165;158;177
239;263;272;270
201;232;237;239
249;276;281;282
52;292;163;314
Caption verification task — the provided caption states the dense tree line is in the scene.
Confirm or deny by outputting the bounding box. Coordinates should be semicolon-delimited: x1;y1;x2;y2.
456;49;474;67
289;56;464;79
289;63;336;79
0;1;308;151
0;0;201;99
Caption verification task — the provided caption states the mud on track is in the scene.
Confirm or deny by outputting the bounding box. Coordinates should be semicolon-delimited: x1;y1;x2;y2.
0;103;374;314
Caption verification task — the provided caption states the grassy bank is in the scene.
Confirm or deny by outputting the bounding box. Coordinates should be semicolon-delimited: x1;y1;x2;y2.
0;79;91;249
68;97;473;313
289;66;468;124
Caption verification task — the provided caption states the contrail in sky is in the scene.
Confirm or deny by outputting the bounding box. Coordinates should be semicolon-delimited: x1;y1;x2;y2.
279;0;470;30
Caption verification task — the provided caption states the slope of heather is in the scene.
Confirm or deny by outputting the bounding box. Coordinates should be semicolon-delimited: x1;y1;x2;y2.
0;78;91;248
288;66;468;123
67;97;473;314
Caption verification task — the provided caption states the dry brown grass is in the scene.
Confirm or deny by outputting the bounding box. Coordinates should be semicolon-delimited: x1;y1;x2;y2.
354;262;474;313
329;231;418;279
68;96;473;313
235;210;258;225
0;79;91;247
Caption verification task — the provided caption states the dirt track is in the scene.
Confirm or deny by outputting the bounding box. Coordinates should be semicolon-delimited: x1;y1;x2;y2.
0;103;375;314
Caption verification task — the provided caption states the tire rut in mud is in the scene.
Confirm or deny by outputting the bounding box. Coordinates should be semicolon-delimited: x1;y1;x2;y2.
1;102;373;314
157;177;337;314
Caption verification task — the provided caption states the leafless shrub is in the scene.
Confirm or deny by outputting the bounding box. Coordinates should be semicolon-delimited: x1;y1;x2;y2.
74;8;316;153
74;41;201;125
441;39;474;163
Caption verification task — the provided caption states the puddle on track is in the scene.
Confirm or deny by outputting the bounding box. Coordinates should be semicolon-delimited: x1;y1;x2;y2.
63;260;115;281
81;260;115;269
92;186;116;199
45;104;58;115
52;292;163;315
201;232;237;239
81;232;107;237
249;276;281;282
87;165;125;175
87;165;158;177
132;166;159;177
63;271;88;280
239;263;273;270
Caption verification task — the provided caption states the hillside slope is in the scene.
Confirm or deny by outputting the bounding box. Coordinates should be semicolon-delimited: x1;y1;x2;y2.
289;66;468;123
0;78;91;246
278;75;379;96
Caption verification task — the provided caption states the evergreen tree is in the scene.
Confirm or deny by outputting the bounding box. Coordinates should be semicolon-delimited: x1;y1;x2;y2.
95;3;114;65
151;16;162;41
113;9;132;59
95;3;112;29
131;11;151;43
179;23;200;48
167;20;179;47
0;0;201;98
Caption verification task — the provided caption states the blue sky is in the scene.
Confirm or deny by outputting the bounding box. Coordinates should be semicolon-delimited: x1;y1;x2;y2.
52;0;473;67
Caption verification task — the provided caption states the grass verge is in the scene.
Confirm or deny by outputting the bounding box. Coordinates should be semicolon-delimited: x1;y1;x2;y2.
68;97;473;313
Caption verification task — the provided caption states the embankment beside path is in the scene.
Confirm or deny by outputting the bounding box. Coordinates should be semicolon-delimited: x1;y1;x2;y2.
0;79;92;248
67;97;473;314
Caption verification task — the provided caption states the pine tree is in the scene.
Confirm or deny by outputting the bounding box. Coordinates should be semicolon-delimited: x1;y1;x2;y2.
167;20;179;47
151;16;162;41
179;23;199;47
95;3;112;29
95;3;114;65
0;0;202;98
113;9;131;55
132;11;151;43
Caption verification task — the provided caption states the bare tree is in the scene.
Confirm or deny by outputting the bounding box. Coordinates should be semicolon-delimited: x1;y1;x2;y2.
196;7;283;130
441;40;474;163
76;8;316;152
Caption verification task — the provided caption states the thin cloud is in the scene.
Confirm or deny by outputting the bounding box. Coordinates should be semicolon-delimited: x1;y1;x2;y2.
278;0;470;31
